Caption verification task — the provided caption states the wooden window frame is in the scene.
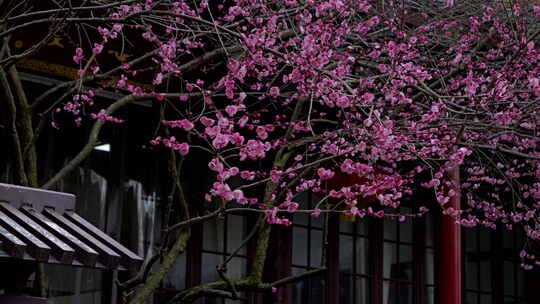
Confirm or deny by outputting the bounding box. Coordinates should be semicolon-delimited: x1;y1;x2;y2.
275;201;435;304
462;227;530;304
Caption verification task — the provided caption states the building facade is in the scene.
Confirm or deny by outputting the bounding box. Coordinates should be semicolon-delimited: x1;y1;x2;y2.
0;90;535;303
0;23;536;303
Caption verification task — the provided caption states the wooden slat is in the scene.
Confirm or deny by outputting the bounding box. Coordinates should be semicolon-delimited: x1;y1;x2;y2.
42;208;121;269
64;211;143;271
0;207;50;261
0;202;73;263
20;206;99;267
0;220;26;258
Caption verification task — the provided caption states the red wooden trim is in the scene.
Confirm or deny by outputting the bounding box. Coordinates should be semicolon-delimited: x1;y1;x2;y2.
262;225;292;304
326;214;340;304
437;167;461;304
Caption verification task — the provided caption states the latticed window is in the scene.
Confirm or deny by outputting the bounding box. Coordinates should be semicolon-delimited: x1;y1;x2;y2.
382;207;415;304
337;207;436;304
464;227;527;304
201;214;249;304
502;229;526;303
291;191;436;304
292;192;326;304
339;214;370;303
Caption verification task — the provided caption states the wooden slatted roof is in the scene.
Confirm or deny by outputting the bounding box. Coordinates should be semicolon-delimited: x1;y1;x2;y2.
0;183;142;272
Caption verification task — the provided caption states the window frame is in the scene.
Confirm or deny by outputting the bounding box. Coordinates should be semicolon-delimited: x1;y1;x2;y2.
286;192;435;304
462;226;528;304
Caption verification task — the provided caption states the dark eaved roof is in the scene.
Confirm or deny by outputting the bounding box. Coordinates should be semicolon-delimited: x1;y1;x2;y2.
0;183;142;272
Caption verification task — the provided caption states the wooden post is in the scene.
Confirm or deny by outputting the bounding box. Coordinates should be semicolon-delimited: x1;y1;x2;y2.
438;166;461;304
262;225;292;304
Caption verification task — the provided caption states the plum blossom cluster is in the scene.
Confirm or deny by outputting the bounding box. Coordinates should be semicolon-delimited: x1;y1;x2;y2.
150;136;189;155
90;110;124;124
64;0;539;265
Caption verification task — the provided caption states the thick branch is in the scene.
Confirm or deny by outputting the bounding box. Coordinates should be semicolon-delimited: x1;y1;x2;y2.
41;94;138;189
0;67;27;185
168;267;326;304
127;229;191;304
248;98;306;282
8;60;37;187
126;105;194;304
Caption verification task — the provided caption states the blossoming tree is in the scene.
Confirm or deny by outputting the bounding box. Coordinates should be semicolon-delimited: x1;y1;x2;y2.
0;0;539;303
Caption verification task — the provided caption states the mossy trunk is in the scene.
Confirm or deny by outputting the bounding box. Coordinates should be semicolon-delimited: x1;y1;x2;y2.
1;58;44;296
249;99;304;282
128;229;191;304
8;65;38;188
249;151;292;281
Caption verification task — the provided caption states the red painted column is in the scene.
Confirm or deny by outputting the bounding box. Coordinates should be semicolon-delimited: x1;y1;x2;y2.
326;214;340;304
438;166;462;304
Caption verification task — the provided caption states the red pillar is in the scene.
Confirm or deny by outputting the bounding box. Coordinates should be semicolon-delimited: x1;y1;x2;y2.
438;166;462;304
326;214;340;304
